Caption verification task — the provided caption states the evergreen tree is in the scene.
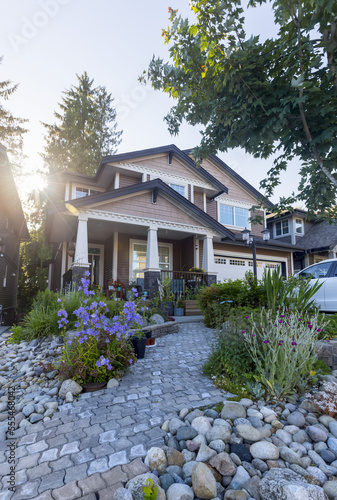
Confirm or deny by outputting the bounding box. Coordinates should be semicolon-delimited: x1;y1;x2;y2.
0;56;28;156
42;72;122;175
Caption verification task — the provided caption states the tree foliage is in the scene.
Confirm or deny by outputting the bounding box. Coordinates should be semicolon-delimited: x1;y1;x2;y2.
42;71;122;175
143;1;337;217
0;56;28;156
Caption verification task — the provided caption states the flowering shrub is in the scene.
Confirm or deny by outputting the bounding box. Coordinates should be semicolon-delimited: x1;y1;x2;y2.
306;381;337;417
57;274;139;384
242;308;328;398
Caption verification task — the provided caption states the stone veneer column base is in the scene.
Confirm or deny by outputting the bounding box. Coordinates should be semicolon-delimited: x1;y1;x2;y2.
316;338;337;370
144;271;161;299
71;266;89;289
205;274;217;286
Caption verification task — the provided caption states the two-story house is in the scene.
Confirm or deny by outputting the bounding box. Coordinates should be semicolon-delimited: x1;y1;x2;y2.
267;209;337;273
0;144;29;325
45;145;299;295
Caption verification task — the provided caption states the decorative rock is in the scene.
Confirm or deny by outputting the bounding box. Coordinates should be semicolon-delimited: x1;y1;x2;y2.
208;439;226;453
144;447;168;474
127;473;165;500
248;416;263;428
191;416;212;436
230;444;252;463
113;488;133;500
221;402;246;420
275;429;293;446
159;473;175;491
185;409;204;423
293;429;310;444
327;437;337;455
182;461;197;479
29;413;44;423
65;391;73;403
234;418;251;427
166;447;184;467
196;443;217;462
209;452;237;476
320;450;336;464
307;426;329;443
191;462;217;500
236;424;262;442
107;378;119;389
278;447;303;466
247;409;263;419
182;450;196;463
252;458;268;473
224;490;249;499
306;466;327;485
186;440;199;452
150;314;165;325
260;468;327;500
166;465;183;477
22;403;35;417
287;411;306;428
329;420;337;438
59;379;82;399
169;418;186;435
228;465;250;490
166;483;194;500
250;441;279;461
206;425;231;444
323;480;337;499
176;426;198;441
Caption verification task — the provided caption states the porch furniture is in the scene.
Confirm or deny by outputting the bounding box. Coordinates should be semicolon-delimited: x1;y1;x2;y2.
106;280;124;300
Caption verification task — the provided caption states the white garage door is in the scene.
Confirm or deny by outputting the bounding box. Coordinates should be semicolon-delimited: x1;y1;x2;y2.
214;255;281;282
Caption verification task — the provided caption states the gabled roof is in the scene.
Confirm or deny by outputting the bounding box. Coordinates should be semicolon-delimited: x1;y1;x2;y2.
295;221;337;251
267;209;308;221
0;144;29;241
48;178;236;240
184;149;274;208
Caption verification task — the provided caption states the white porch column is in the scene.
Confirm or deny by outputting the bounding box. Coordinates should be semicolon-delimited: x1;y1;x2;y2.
73;214;89;267
112;232;118;281
194;236;200;268
202;235;216;273
145;227;160;271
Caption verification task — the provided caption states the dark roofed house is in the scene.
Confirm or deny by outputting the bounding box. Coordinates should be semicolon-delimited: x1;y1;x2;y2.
267;210;337;273
45;144;300;296
0;144;29;325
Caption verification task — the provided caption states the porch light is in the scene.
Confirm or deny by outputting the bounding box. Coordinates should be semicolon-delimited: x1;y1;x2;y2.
241;228;250;241
262;228;271;241
65;203;80;216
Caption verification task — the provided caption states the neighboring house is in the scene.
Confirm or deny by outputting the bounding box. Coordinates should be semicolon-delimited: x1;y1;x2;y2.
45;145;300;295
0;144;29;325
267;209;337;273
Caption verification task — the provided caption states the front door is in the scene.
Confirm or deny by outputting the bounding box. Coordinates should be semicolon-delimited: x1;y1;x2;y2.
88;246;103;287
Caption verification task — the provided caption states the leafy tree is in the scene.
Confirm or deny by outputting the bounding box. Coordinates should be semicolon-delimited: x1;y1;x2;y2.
42;71;122;175
142;1;337;217
0;56;28;156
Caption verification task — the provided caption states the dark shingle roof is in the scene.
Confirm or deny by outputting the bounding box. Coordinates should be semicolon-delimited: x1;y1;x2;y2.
296;221;337;251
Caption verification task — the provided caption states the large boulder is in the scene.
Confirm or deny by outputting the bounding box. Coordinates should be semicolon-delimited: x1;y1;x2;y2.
59;379;82;399
260;469;328;500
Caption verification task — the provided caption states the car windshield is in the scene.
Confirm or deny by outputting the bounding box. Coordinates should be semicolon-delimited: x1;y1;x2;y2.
300;262;332;279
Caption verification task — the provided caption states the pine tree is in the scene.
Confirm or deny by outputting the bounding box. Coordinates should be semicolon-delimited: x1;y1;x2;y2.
0;56;28;156
42;72;122;175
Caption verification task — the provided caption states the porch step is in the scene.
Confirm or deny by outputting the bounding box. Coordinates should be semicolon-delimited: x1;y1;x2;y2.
184;300;202;316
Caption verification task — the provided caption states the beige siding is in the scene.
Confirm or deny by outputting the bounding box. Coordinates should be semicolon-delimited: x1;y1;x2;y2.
119;174;141;189
251;210;266;236
181;236;194;271
201;158;258;205
99;192;206;227
206;198;217;220
194;191;204;211
133;155;202;182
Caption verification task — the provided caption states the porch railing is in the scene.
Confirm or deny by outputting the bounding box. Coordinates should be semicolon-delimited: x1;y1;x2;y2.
160;270;208;297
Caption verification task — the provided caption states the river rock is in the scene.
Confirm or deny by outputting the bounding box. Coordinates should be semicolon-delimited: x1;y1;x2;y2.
127;473;165;500
191;416;212;436
191;462;217;499
59;379;82;399
250;441;279;460
323;480;337;499
260;468;327;500
287;411;306;428
236;424;262;442
228;465;250;490
221;402;246;420
307;426;329;443
144;447;168;474
166;483;194;500
206;425;231;443
209;452;237;476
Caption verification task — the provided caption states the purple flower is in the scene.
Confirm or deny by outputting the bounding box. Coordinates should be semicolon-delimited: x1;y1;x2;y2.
308;324;313;330
278;320;282;324
242;330;246;334
245;316;249;319
57;298;62;303
264;340;269;343
317;328;321;332
292;341;297;345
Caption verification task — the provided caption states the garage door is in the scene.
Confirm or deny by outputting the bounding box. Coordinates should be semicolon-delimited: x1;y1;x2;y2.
214;255;281;282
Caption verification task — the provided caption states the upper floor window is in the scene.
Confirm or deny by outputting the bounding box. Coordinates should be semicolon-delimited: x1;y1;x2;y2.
75;187;101;199
275;220;289;236
219;204;249;228
295;218;304;234
169;183;185;197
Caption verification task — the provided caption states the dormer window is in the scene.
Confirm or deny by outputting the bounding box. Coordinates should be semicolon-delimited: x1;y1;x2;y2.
295;218;304;234
169;183;185;197
75;187;102;199
275;220;289;236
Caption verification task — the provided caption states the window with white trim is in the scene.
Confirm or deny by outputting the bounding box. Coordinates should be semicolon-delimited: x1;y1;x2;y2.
219;204;249;228
132;242;171;279
275;220;289;236
295;218;304;234
169;183;185;197
75;187;102;199
230;259;246;266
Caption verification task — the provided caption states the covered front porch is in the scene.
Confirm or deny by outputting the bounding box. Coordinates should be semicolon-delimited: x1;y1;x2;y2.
49;210;219;297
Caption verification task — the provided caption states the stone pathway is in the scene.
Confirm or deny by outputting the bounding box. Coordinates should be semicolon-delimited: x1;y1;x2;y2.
0;322;226;499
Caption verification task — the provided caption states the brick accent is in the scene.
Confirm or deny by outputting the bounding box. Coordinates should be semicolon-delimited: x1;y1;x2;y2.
144;271;161;298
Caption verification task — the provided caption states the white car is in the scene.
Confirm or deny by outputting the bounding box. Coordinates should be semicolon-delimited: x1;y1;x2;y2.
296;258;337;312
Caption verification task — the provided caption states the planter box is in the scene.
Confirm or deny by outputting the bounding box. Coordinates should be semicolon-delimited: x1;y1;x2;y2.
174;307;184;316
184;300;202;316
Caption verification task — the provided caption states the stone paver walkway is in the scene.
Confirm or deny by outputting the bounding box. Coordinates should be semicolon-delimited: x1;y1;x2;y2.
0;322;226;499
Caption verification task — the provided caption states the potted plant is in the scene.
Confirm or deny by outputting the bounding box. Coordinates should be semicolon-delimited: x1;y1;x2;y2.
174;295;184;316
160;276;174;316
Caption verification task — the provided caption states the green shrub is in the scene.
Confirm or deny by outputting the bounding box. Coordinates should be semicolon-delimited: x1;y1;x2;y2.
8;325;25;344
22;306;60;340
243;308;328;398
321;313;337;340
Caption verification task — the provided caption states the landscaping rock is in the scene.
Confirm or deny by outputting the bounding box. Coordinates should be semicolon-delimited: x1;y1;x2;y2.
127;473;165;500
191;416;212;436
144;447;168;474
191;462;217;499
150;314;165;325
307;426;329;443
236;424;263;442
59;379;82;399
107;378;119;389
221;402;246;420
250;441;280;461
166;483;194;500
323;480;337;499
209;452;237;476
228;465;250;490
260;468;328;500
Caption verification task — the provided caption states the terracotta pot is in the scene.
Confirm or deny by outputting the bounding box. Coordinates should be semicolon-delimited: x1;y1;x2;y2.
149;338;155;346
82;381;107;393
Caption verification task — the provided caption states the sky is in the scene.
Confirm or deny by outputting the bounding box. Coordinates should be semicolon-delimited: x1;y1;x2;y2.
1;0;302;204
